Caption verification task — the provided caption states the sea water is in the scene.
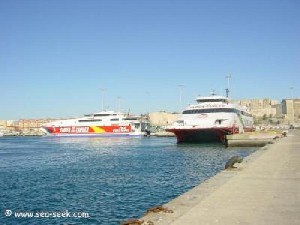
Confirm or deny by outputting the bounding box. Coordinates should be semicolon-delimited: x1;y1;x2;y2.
0;136;256;225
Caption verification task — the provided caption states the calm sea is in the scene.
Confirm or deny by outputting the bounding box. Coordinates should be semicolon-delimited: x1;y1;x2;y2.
0;136;256;225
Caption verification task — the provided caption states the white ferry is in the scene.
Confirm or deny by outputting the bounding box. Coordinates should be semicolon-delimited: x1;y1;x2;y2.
41;111;149;137
166;94;254;143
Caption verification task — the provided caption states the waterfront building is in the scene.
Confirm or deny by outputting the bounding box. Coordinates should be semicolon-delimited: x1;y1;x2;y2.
149;111;179;126
234;98;300;124
233;99;278;118
281;99;300;123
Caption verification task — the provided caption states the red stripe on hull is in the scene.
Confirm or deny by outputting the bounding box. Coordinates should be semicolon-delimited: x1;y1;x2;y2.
43;125;132;135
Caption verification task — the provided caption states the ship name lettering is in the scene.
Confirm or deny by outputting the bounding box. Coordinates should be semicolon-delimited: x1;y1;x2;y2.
60;127;71;133
113;126;129;133
191;104;226;109
76;127;89;133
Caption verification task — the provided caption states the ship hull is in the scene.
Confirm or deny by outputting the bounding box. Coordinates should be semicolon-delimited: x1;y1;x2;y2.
42;125;144;137
166;127;254;143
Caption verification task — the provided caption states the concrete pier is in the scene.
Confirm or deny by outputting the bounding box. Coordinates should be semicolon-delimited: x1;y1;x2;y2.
141;130;300;225
225;131;285;147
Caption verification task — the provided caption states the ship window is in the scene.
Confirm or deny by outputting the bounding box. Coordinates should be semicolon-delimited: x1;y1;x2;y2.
183;108;237;114
196;99;227;103
94;114;111;117
110;118;119;121
183;108;251;117
78;119;102;122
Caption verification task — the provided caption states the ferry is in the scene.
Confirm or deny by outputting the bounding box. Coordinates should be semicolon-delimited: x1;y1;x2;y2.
166;93;254;143
41;111;149;137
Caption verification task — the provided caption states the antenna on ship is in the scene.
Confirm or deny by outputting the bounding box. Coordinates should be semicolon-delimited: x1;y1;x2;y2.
100;88;105;111
225;74;232;98
225;88;229;98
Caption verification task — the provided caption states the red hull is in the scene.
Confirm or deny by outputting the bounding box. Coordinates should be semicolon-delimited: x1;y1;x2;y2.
166;127;238;143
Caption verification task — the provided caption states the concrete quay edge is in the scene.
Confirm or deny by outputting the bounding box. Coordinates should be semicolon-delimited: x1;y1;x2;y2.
140;130;300;225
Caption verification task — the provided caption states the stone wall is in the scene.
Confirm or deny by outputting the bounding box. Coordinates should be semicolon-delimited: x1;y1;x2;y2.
282;99;300;122
233;99;278;118
149;112;179;126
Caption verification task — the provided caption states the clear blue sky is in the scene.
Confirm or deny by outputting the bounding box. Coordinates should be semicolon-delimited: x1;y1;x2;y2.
0;0;299;119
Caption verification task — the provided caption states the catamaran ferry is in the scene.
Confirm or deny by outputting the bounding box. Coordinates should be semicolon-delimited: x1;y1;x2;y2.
166;94;254;143
41;111;149;137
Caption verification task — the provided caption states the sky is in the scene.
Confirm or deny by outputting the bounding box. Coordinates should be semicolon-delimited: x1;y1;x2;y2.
0;0;299;119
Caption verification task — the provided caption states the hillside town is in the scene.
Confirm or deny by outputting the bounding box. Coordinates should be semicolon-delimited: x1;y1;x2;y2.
0;98;299;136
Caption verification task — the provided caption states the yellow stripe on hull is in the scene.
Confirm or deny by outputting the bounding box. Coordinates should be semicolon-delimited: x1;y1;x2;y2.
90;126;106;133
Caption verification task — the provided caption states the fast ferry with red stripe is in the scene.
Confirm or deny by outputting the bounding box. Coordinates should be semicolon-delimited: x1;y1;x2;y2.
166;94;254;143
41;111;149;137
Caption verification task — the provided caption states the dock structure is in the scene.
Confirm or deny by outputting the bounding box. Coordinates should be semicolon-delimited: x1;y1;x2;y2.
225;131;286;147
139;130;300;225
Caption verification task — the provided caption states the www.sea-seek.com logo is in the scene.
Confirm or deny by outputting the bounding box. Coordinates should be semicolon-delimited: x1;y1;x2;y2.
4;209;90;218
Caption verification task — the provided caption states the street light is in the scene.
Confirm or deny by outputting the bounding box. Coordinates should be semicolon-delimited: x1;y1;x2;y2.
100;88;105;111
145;91;150;115
178;84;184;112
290;87;294;99
117;96;121;112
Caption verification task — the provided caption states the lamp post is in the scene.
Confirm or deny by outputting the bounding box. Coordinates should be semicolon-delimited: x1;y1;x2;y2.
178;84;184;112
117;96;121;112
290;87;294;99
145;91;150;115
100;88;105;111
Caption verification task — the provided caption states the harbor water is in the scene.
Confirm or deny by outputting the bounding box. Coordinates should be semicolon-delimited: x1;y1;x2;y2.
0;136;256;225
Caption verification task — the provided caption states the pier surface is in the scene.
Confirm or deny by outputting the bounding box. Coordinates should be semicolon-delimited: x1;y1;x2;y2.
142;130;300;225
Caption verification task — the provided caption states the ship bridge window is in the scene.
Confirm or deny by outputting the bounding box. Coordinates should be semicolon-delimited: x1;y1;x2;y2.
78;119;102;122
94;114;112;117
196;99;227;103
183;108;252;117
183;108;237;114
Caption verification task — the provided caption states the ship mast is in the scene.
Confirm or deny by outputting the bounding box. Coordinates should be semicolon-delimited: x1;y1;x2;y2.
225;74;231;98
